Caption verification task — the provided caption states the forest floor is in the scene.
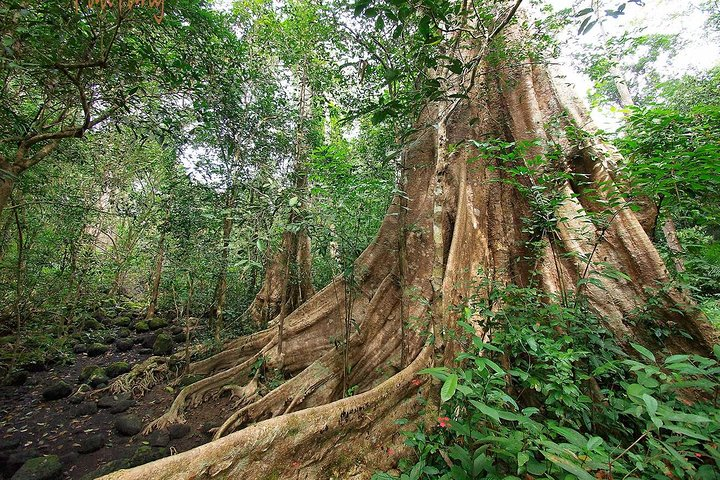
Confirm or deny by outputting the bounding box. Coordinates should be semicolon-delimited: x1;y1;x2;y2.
0;314;235;479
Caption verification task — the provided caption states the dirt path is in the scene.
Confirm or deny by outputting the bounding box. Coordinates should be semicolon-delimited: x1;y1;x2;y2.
0;319;238;479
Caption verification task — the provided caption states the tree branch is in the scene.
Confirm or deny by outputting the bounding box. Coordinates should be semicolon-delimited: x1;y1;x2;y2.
488;0;523;42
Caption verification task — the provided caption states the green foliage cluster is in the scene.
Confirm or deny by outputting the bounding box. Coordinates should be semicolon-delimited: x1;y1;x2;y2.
375;283;720;480
616;68;720;322
0;0;398;372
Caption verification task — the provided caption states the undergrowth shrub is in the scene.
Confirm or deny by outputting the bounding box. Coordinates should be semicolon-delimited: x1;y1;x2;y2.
375;282;720;480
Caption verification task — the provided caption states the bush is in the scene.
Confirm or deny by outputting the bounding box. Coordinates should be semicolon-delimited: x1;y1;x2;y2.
375;284;720;480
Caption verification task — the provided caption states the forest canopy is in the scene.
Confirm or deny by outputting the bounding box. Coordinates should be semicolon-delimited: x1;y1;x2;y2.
0;0;719;479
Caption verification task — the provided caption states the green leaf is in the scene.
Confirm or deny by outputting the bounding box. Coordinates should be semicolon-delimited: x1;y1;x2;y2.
575;7;594;17
543;453;595;480
447;59;463;75
526;459;546;476
580;19;598;35
642;393;658;417
418;15;431;40
476;357;505;375
548;424;587;449
664;354;690;364
578;16;591;35
627;383;646;398
418;367;450;380
586;436;603;451
469;400;500;423
663;423;710;441
630;343;656;363
440;374;458;403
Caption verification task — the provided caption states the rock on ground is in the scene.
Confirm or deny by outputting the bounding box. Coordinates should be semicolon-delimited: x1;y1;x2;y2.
41;381;72;401
115;415;143;436
10;455;62;480
105;361;131;378
72;401;98;417
77;434;106;454
152;333;173;356
167;423;191;439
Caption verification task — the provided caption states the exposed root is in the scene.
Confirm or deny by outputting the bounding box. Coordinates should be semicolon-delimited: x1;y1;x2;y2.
213;353;342;439
102;346;432;480
110;356;179;397
220;375;260;409
187;330;271;376
142;353;261;434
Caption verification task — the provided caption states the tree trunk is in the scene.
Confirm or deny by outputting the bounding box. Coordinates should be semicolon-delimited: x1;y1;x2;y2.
211;188;236;341
0;211;14;263
246;64;316;327
146;232;165;319
0;175;14;220
246;230;315;327
105;39;717;480
662;217;686;273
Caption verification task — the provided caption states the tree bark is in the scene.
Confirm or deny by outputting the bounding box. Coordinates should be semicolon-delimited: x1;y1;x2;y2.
105;32;717;480
246;64;316;327
146;232;165;319
662;217;686;273
247;230;315;327
210;186;237;340
0;175;15;220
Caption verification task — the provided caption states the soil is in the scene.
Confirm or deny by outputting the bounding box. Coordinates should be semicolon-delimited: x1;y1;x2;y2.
0;317;238;479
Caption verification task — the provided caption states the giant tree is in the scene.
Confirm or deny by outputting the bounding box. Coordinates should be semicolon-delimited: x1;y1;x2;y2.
106;1;717;478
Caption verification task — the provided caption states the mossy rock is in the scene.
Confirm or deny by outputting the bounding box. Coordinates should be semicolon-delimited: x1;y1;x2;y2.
127;445;169;468
172;332;188;343
152;333;173;356
41;381;72;401
86;343;109;357
117;328;131;338
10;455;62;480
105;361;131;379
133;321;150;333
82;318;103;331
4;370;28;386
78;366;107;385
116;338;134;352
147;317;168;330
90;372;108;388
20;360;46;373
114;415;142;436
76;433;105;454
114;316;132;327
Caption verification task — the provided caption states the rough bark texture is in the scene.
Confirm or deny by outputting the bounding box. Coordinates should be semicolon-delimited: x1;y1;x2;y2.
246;230;315;327
104;47;717;480
210;186;237;337
0;175;13;217
146;233;165;319
662;217;686;273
